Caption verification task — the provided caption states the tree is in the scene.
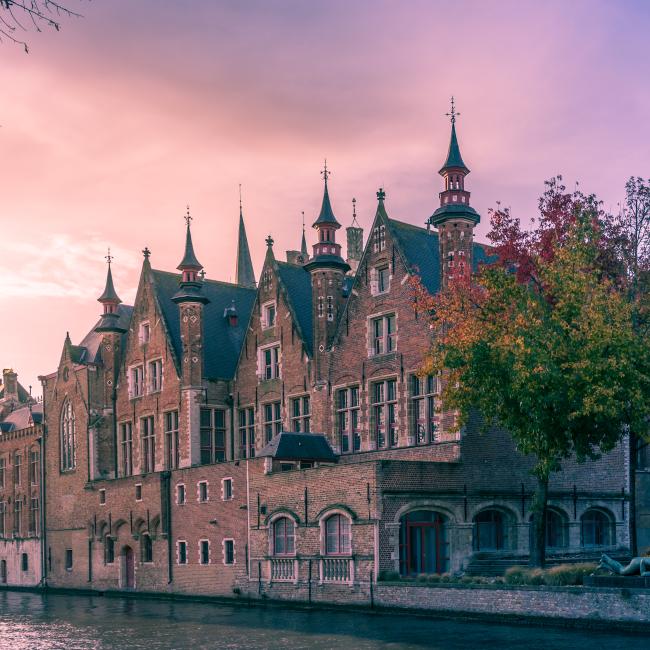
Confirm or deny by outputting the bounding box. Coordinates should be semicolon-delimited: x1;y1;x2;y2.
411;178;650;567
0;1;84;52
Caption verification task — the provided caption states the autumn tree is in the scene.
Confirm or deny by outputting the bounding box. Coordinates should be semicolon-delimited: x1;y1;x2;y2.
412;178;650;567
0;1;84;52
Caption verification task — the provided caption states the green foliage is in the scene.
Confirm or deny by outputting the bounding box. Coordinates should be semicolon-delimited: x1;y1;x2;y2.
505;563;596;586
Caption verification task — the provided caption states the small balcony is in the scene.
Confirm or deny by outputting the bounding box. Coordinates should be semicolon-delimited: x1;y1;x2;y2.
269;558;296;582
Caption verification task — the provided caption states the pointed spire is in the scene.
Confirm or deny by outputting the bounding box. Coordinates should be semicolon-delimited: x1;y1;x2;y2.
177;206;203;271
313;159;340;226
98;249;122;305
235;187;256;288
300;211;308;257
440;98;469;174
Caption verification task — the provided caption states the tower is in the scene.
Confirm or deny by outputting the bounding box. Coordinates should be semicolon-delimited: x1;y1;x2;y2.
428;98;480;289
235;187;256;288
346;197;363;273
95;249;127;478
172;209;210;466
304;161;350;381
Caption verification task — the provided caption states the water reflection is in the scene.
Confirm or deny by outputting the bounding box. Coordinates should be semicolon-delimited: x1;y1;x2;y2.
0;590;646;650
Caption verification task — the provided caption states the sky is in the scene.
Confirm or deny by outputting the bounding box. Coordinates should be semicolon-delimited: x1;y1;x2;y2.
1;0;649;395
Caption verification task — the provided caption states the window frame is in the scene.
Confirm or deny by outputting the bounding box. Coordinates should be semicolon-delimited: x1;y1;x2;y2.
141;533;153;563
140;415;156;474
262;300;277;330
129;365;145;399
223;539;235;565
164;410;180;470
198;480;209;503
148;358;163;393
176;483;186;506
371;378;398;449
60;399;76;472
336;386;361;453
200;407;226;464
222;477;233;501
290;395;311;433
177;540;188;565
323;513;352;556
410;374;438;445
238;406;255;459
272;516;296;557
263;401;282;443
199;539;210;565
369;313;396;357
259;343;281;381
120;421;133;477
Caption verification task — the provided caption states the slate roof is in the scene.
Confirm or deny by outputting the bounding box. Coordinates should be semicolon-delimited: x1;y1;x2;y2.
0;381;31;403
258;431;338;462
177;224;203;270
313;183;340;226
151;270;256;380
75;305;133;365
98;265;121;303
0;403;43;432
440;123;469;174
236;212;256;288
276;261;314;356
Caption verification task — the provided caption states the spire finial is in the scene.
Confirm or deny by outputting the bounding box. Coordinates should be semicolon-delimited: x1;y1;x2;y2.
445;96;460;125
184;205;192;227
377;188;386;201
351;197;360;227
321;158;330;186
105;247;113;266
302;210;305;233
142;247;151;259
266;234;274;248
239;184;243;216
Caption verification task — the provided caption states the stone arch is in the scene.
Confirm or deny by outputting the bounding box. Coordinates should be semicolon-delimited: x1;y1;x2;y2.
314;504;358;522
472;505;519;552
580;506;616;547
264;507;301;527
528;506;570;550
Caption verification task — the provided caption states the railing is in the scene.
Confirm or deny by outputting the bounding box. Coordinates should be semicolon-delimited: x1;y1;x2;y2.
321;557;353;583
270;558;295;582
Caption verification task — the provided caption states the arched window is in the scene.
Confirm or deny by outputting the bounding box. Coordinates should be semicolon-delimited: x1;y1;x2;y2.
141;533;153;563
325;514;351;555
105;535;115;564
60;399;76;471
473;509;510;551
529;509;569;550
581;508;615;547
272;517;295;556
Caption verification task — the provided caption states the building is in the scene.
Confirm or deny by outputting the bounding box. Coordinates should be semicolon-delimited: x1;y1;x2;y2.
36;117;634;601
0;369;44;586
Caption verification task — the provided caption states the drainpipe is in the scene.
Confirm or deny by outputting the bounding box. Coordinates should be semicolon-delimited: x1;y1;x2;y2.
112;388;118;479
161;471;173;584
39;429;46;586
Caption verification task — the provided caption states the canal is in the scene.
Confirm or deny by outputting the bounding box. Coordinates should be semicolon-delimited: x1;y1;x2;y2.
0;591;647;649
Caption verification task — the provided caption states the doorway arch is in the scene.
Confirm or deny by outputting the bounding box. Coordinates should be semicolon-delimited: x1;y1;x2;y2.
122;545;135;589
399;510;449;575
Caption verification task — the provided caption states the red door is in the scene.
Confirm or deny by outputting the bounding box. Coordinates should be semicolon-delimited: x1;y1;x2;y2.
124;546;135;589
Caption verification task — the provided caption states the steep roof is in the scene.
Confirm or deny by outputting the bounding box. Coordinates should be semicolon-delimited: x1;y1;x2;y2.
151;270;256;380
313;181;340;226
98;264;122;304
77;305;134;364
0;381;31;403
276;261;314;356
440;122;469;174
258;431;337;462
0;403;43;432
177;223;203;270
236;212;256;288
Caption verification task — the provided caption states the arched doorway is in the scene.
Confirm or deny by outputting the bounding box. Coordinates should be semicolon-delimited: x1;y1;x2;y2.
399;510;449;575
0;559;6;584
122;546;135;589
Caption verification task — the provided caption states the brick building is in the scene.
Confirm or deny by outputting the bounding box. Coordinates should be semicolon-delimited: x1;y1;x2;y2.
35;118;636;602
0;369;44;586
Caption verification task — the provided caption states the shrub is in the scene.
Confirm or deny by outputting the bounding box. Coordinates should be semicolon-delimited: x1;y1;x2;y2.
543;563;597;586
416;573;429;583
427;573;442;583
377;569;400;582
504;566;529;585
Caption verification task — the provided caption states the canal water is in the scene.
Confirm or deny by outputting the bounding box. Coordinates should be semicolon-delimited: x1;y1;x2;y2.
0;591;647;650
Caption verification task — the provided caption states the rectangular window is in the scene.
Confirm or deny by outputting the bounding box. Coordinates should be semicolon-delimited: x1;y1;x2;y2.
141;416;155;474
411;375;438;445
139;322;150;345
21;552;28;572
198;481;208;502
0;502;5;537
148;359;163;393
224;539;234;565
262;301;276;329
260;345;281;380
29;450;39;485
238;407;255;459
336;386;361;453
135;484;142;501
263;401;282;443
120;422;133;477
165;411;180;470
370;314;396;356
99;489;106;505
0;457;5;489
373;224;386;252
200;408;226;464
222;478;233;500
13;500;22;536
377;266;390;294
200;540;210;565
130;365;144;398
372;379;398;448
176;484;186;505
326;295;334;321
177;541;187;565
14;452;21;485
105;535;115;564
29;498;39;536
290;396;310;433
65;549;73;570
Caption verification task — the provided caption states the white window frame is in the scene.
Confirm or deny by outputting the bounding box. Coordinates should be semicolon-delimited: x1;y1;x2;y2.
135;483;143;502
368;312;397;357
198;539;211;565
177;539;188;565
129;365;144;399
148;358;163;393
99;489;106;505
139;321;151;345
176;483;186;506
223;538;236;565
262;301;277;330
197;480;209;503
289;395;310;433
222;477;233;501
258;343;281;381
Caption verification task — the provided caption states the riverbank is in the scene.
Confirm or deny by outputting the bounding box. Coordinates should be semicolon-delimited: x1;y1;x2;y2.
2;581;650;634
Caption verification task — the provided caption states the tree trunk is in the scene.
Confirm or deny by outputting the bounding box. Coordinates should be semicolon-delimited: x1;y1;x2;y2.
529;474;549;568
629;430;638;556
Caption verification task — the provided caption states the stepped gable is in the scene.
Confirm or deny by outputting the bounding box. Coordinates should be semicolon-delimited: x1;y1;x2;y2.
275;260;314;356
151;269;256;380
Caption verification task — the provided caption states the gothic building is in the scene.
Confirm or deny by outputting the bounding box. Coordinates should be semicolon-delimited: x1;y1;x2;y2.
28;117;633;601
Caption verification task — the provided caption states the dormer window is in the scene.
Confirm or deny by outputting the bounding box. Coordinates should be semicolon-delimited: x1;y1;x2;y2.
139;322;150;345
262;302;276;329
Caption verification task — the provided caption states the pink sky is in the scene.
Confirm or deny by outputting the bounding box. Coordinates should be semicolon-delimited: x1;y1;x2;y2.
1;0;649;394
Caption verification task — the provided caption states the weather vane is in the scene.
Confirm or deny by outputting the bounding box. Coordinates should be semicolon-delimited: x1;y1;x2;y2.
445;96;460;124
184;205;192;226
105;247;113;265
239;184;243;213
142;247;151;259
321;158;331;184
301;210;305;232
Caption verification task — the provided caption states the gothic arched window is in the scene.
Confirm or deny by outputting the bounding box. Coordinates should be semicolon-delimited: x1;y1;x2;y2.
60;399;76;471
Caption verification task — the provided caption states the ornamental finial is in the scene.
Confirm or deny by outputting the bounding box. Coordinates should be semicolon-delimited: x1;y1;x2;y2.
184;205;192;227
266;234;274;248
377;188;386;201
142;247;151;259
321;158;330;185
445;96;460;124
105;247;113;266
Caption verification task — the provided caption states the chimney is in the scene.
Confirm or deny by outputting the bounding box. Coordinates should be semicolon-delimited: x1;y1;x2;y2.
2;369;18;402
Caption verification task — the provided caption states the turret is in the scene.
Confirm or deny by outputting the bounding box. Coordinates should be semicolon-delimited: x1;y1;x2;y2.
96;249;127;334
428;98;480;289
